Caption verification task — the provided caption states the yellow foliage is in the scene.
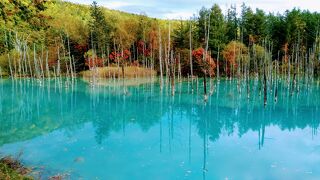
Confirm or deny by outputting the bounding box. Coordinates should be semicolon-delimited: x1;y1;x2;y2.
222;41;248;66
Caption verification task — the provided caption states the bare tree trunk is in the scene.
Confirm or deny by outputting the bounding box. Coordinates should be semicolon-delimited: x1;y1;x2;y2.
189;21;193;78
203;13;210;101
170;50;175;96
46;50;50;78
158;26;163;88
178;53;181;82
274;61;278;102
217;46;220;80
8;54;13;79
263;67;267;106
168;22;171;80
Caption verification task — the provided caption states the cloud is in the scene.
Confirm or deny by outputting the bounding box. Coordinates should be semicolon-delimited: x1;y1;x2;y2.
103;2;133;9
67;0;320;19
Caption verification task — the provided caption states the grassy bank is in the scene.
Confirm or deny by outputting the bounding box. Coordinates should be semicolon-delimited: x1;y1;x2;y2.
80;66;157;78
0;157;32;180
0;72;8;78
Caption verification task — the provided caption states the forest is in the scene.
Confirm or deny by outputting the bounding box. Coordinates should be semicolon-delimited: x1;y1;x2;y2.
0;0;320;80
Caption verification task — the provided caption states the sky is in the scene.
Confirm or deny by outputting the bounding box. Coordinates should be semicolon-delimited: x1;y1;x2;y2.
66;0;320;19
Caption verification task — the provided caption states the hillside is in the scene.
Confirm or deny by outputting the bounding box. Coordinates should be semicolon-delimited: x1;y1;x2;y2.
0;0;319;78
0;0;178;76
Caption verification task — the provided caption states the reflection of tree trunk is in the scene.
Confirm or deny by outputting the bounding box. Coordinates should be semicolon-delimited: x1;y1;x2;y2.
204;75;207;94
122;95;126;135
246;69;250;99
275;82;278;102
203;135;207;180
202;106;207;180
203;70;207;101
258;128;261;150
188;109;192;163
171;104;174;140
160;118;162;153
160;95;163;153
261;124;265;147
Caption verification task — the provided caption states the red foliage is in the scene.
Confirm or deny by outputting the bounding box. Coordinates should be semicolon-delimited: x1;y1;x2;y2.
192;48;216;76
137;40;144;54
48;61;57;67
85;57;104;68
137;40;151;57
109;51;118;61
109;50;131;63
123;49;131;60
192;48;205;62
74;44;87;52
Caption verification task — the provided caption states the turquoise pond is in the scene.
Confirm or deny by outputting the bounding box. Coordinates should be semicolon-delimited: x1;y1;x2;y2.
0;78;320;179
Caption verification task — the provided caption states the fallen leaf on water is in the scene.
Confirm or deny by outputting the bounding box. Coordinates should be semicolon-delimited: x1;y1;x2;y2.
74;157;85;163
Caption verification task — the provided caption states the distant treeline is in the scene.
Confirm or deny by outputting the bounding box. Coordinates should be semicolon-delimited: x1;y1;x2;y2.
0;0;319;77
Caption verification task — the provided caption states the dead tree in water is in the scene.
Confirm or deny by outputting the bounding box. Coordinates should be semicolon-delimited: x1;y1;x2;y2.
291;43;299;96
263;66;267;106
203;70;207;96
158;26;163;88
170;50;175;96
189;22;193;78
177;53;182;82
274;60;279;102
203;13;210;101
167;22;171;83
217;46;220;81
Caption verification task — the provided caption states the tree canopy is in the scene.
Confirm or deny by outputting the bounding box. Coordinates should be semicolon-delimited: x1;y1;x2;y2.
0;0;320;77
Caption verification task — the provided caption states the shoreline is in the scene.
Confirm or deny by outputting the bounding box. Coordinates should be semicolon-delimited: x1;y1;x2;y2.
0;156;32;179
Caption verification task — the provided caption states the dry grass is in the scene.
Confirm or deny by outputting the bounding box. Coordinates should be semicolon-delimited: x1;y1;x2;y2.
0;156;33;179
81;77;157;87
80;66;157;78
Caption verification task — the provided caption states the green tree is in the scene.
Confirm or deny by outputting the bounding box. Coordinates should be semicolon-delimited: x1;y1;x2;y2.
172;20;188;50
266;13;286;58
89;1;110;57
240;4;267;45
197;7;210;45
226;5;238;42
208;4;226;59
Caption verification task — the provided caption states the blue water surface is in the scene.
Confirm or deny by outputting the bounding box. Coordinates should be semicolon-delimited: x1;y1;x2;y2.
0;78;320;179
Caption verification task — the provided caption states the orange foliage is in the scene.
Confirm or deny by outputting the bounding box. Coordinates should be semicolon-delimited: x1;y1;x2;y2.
222;41;248;66
109;50;131;64
192;48;216;76
85;57;104;68
222;41;248;76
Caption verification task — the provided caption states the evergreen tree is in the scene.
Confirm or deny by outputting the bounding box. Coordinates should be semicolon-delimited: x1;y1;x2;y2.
208;4;226;59
226;5;238;42
197;7;210;45
172;20;188;50
89;1;110;57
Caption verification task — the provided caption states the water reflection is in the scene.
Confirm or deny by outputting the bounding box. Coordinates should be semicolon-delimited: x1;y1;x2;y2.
0;78;320;179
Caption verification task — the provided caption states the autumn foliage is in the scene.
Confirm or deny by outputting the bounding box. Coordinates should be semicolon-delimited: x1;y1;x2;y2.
109;49;131;63
137;40;151;57
192;48;216;76
85;57;105;68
